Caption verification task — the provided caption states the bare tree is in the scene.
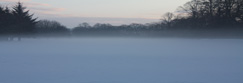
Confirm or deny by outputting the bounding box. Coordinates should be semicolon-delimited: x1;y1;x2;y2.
162;12;174;28
77;22;91;28
35;20;69;36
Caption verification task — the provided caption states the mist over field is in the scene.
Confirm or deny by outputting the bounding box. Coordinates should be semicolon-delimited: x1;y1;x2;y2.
1;0;243;83
1;38;243;83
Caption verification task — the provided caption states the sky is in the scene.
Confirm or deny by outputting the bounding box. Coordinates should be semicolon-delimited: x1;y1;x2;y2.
0;0;190;28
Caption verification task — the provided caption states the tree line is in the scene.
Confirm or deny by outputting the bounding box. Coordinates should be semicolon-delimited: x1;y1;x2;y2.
1;0;243;39
73;0;243;38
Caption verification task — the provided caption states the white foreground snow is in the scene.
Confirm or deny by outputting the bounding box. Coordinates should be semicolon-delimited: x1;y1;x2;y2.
0;38;243;83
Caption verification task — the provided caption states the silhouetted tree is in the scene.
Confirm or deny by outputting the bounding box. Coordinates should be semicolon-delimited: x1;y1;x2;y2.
35;20;70;36
0;6;13;35
0;2;39;40
0;6;6;34
12;2;37;36
162;12;174;28
78;22;92;28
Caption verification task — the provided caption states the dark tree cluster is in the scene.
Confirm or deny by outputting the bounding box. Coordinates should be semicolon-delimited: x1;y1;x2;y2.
159;0;243;38
0;2;70;40
177;0;243;28
167;0;243;29
0;2;37;37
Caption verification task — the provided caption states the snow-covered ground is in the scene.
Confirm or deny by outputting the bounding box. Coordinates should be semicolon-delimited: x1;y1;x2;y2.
0;38;243;83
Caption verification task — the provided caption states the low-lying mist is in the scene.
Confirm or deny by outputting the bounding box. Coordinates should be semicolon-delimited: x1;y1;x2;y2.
1;0;243;82
1;38;243;83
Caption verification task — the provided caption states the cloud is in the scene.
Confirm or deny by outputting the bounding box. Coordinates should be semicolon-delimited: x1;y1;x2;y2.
0;0;31;2
0;0;66;17
25;2;50;7
30;7;65;13
0;0;49;7
24;2;65;15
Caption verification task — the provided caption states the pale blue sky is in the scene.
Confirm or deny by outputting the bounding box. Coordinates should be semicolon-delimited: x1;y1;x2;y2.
0;0;190;27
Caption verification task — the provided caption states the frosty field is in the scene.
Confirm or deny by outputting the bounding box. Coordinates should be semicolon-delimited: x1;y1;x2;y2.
0;38;243;83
